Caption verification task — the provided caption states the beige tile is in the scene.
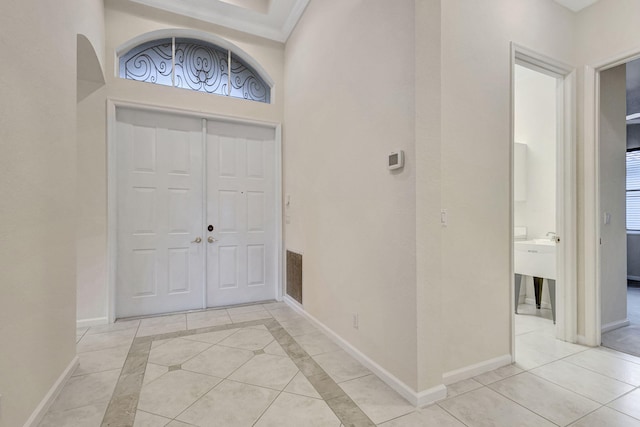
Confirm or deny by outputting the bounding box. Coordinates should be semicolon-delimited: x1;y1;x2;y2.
489;372;599;426
294;332;341;356
166;421;195;427
229;310;273;323
262;301;288;310
39;401;109;427
50;369;121;412
531;360;634;404
517;331;587;359
218;328;274;351
138;370;221;418
137;320;187;338
570;406;640;427
182;344;254;378
446;378;483;398
514;342;561;370
76;329;136;353
86;319;140;335
284;371;322;399
143;363;169;385
133;410;171;427
227;304;268;315
596;346;640;365
73;345;130;376
181;328;239;344
264;340;288;357
254;392;341;427
313;350;370;383
246;324;269;331
268;307;302;322
279;319;318;337
473;364;523;385
147;338;211;367
565;349;640;385
608;388;640;420
439;387;555;427
339;374;414;424
139;314;186;327
379;404;465;427
186;310;232;329
177;380;279;426
229;353;299;390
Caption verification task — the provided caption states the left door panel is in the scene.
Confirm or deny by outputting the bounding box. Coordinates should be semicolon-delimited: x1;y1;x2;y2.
116;108;204;318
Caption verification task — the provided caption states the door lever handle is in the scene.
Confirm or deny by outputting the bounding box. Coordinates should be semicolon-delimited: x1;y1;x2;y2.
208;236;217;243
191;237;202;244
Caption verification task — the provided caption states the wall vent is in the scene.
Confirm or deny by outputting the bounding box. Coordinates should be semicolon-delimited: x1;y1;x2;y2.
286;250;302;304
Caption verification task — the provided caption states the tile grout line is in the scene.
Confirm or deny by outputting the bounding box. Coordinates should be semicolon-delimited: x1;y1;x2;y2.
100;311;376;427
263;319;377;427
100;317;270;426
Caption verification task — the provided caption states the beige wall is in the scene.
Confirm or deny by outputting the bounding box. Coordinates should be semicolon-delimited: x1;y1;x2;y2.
599;64;628;327
440;0;575;372
76;0;286;324
284;0;418;388
0;1;104;425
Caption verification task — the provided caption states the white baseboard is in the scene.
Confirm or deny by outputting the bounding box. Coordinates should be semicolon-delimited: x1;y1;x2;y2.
602;319;631;334
283;296;446;407
76;317;109;328
628;275;640;281
23;356;79;427
442;354;512;385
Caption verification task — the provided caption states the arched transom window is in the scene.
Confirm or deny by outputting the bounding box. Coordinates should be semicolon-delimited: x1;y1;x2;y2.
119;37;271;103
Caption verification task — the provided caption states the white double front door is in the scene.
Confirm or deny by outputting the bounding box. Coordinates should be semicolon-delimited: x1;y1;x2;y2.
115;108;276;318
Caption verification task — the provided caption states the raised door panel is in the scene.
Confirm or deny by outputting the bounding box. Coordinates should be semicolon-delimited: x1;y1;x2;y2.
116;108;204;318
206;122;276;307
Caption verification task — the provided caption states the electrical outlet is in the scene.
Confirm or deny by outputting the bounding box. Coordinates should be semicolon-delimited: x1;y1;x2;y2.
353;313;359;330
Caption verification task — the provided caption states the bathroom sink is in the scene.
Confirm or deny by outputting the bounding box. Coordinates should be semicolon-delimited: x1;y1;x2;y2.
514;239;556;279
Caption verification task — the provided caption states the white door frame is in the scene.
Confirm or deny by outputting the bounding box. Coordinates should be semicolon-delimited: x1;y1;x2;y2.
583;48;640;346
106;99;283;322
510;44;578;359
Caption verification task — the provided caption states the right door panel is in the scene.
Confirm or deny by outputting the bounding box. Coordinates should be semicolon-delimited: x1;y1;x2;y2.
206;121;276;307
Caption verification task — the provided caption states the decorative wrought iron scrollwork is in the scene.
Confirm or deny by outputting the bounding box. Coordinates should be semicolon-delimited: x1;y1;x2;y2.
174;39;228;95
119;37;271;104
230;55;270;103
121;39;173;87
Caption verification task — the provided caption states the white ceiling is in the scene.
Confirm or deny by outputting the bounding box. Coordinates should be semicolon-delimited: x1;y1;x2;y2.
553;0;600;12
128;0;310;42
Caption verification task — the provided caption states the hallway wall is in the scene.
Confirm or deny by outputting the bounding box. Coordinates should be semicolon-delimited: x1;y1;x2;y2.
0;1;104;425
284;0;419;389
440;0;575;374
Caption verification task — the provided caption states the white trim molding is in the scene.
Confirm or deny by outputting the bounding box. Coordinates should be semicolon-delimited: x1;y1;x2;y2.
23;356;79;427
510;43;578;347
602;319;631;334
283;296;447;407
77;317;109;329
442;354;513;386
107;99;283;322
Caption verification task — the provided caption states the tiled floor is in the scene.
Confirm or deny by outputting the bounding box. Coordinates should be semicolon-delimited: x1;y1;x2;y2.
40;302;640;426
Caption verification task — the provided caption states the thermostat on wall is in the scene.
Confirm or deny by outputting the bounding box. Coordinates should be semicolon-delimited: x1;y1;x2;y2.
388;150;404;170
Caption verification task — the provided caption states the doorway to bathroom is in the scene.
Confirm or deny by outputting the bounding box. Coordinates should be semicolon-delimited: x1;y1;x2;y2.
510;45;577;365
